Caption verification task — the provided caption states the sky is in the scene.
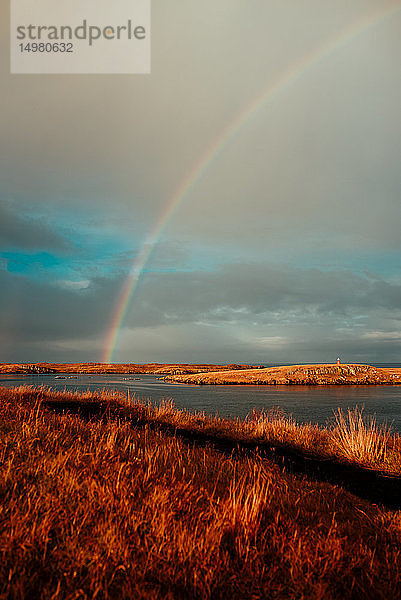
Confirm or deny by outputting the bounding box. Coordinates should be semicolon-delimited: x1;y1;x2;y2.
1;0;401;365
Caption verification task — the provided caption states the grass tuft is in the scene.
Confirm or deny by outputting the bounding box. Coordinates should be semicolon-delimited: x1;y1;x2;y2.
332;407;392;467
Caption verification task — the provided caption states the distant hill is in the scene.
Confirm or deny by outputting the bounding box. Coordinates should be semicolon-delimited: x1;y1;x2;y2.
0;362;259;375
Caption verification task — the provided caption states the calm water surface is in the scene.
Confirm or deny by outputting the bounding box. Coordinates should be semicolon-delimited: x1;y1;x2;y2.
1;371;401;432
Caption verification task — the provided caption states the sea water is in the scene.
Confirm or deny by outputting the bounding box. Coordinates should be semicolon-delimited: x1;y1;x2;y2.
1;371;401;432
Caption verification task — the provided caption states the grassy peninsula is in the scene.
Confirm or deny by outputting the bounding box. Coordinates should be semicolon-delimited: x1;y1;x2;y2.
167;363;401;385
1;384;401;599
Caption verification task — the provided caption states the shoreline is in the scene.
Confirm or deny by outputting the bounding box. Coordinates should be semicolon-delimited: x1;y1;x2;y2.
1;362;401;385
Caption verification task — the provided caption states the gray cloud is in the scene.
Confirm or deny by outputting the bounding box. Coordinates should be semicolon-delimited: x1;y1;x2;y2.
0;202;72;252
0;270;112;344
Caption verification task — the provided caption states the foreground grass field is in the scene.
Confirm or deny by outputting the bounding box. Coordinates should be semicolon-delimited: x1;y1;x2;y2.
1;386;401;599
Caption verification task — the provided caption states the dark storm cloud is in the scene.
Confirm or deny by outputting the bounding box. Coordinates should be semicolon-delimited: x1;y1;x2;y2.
1;261;400;362
0;202;72;252
0;269;116;345
2;262;399;342
126;264;401;326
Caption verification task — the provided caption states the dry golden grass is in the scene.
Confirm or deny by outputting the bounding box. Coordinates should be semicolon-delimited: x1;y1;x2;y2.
332;407;393;467
243;406;401;475
1;385;401;599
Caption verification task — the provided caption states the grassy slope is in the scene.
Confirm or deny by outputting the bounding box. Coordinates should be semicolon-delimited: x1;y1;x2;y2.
167;363;401;385
1;386;401;599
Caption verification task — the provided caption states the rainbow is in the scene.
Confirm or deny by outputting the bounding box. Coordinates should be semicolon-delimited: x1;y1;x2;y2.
102;1;401;363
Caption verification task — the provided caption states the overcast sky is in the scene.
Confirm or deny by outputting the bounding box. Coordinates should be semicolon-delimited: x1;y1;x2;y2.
1;0;401;364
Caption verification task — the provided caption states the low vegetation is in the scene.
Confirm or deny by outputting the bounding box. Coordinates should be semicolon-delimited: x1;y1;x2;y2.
1;385;401;599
